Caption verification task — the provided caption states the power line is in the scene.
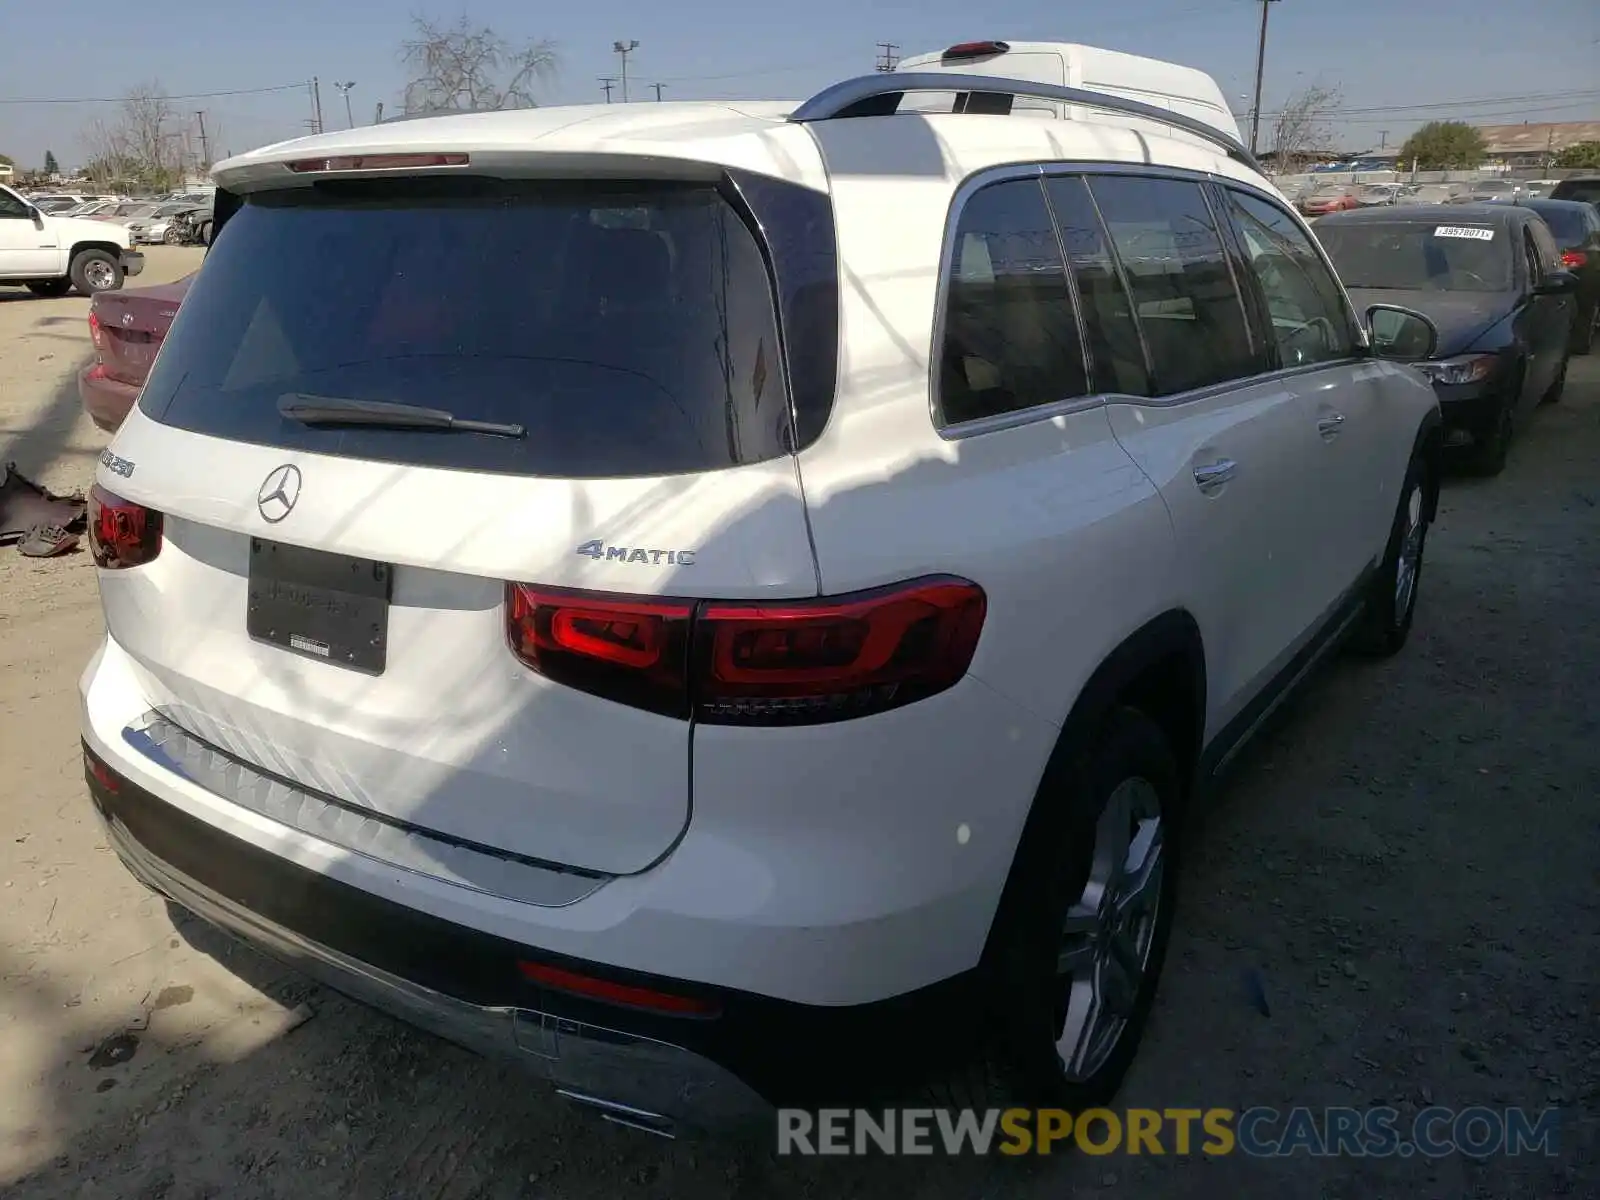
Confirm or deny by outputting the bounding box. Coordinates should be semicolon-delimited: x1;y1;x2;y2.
0;81;308;105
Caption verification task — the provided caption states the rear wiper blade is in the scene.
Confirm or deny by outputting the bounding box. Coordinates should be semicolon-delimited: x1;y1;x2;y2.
277;394;525;438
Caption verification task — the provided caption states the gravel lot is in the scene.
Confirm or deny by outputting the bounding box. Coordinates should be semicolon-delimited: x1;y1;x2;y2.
2;248;1596;1197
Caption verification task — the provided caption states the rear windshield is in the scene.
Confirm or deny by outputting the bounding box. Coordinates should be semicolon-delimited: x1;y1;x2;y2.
1528;205;1590;245
139;178;794;478
1551;180;1600;206
1316;221;1512;292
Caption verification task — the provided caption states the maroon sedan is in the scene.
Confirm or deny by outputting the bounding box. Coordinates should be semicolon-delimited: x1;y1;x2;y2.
79;275;193;432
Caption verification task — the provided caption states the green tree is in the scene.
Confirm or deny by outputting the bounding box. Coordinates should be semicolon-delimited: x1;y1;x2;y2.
1399;121;1487;170
43;149;59;175
1554;141;1600;169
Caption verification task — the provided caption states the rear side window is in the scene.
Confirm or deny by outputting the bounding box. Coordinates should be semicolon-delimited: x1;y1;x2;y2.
1043;176;1151;396
1085;175;1258;396
139;178;799;479
937;177;1089;426
1223;189;1357;368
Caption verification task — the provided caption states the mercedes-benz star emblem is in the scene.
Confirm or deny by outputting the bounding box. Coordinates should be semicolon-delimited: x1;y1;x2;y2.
257;464;302;523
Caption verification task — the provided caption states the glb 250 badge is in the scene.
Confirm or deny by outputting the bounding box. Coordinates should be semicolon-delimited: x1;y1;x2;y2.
99;449;135;478
576;541;696;566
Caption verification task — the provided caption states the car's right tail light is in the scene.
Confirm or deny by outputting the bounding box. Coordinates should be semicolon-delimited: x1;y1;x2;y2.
1561;250;1587;269
87;485;163;569
505;577;986;726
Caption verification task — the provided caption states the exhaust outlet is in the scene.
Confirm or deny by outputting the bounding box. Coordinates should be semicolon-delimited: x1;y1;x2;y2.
557;1089;676;1139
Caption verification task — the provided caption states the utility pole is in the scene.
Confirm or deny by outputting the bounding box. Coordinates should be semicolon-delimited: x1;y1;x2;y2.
310;76;324;134
374;100;385;124
876;42;900;72
1248;0;1280;156
334;81;356;128
1378;129;1388;149
650;83;667;101
613;40;639;102
195;111;211;167
599;77;617;103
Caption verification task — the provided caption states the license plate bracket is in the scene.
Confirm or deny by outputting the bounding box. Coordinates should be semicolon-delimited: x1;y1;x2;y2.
247;539;392;674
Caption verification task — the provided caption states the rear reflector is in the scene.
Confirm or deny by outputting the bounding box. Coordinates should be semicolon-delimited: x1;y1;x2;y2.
87;484;163;570
1561;250;1587;269
517;960;721;1017
506;577;986;726
942;41;1011;60
285;152;470;173
84;747;120;794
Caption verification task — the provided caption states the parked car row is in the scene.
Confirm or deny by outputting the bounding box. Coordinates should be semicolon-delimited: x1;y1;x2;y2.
1289;176;1597;216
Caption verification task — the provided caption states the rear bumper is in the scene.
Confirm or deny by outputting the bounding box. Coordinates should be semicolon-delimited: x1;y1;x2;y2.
78;362;138;432
87;755;771;1135
121;250;145;277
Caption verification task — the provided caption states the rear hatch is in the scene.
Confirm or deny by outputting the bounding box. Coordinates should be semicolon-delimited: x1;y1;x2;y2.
92;277;192;387
102;173;824;876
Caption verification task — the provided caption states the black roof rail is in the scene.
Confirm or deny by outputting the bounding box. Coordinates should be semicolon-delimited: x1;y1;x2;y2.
788;71;1260;172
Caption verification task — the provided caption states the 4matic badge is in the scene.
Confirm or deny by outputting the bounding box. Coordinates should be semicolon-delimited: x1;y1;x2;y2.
576;541;696;566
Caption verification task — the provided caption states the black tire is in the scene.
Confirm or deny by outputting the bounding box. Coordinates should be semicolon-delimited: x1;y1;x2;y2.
1350;452;1431;658
964;707;1182;1111
25;279;72;298
1540;355;1568;405
1572;303;1597;356
68;249;123;296
1467;377;1518;476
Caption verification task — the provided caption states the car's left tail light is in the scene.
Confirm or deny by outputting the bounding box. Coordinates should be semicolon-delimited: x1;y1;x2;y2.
88;485;163;569
1561;250;1587;269
505;576;986;726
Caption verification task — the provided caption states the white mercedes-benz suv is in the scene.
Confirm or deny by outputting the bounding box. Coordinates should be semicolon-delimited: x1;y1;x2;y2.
80;41;1443;1135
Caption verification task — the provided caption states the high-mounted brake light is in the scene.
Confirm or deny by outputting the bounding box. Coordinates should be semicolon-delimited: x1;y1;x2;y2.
87;485;163;570
505;577;986;726
1560;249;1587;269
284;152;470;173
941;41;1012;61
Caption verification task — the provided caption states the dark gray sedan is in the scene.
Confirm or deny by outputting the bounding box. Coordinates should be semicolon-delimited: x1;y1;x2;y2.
1315;204;1579;475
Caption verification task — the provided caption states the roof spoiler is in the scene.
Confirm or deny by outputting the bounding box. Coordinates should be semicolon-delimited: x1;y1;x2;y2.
788;71;1259;171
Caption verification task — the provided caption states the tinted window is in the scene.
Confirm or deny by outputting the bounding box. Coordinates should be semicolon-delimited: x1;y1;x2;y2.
140;178;794;478
1045;176;1150;395
1086;175;1258;396
1225;190;1356;368
1315;221;1512;292
1526;204;1590;245
1551;180;1600;206
0;189;29;219
937;177;1088;425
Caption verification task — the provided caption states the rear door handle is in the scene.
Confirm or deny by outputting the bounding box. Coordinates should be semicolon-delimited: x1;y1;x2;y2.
1193;459;1237;491
1317;412;1346;439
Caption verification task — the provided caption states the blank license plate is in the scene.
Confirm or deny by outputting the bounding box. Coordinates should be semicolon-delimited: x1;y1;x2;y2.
247;539;391;674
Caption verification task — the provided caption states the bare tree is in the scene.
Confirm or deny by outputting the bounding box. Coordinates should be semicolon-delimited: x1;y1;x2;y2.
79;83;183;189
1269;84;1343;174
400;16;559;115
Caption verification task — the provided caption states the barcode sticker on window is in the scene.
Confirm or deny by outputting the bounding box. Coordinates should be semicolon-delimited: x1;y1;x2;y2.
1434;226;1494;240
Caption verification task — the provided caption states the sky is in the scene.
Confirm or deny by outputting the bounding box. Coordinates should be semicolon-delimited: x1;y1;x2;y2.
2;0;1598;172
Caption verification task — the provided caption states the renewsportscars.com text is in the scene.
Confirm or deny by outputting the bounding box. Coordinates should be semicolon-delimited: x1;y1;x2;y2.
776;1106;1561;1158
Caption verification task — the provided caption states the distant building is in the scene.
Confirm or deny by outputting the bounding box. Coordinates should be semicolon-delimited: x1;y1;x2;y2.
0;162;14;182
1474;121;1600;167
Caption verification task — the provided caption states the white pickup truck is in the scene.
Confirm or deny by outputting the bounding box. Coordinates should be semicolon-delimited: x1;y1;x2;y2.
0;183;144;296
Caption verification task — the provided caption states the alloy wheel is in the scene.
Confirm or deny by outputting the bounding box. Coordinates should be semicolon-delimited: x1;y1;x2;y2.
1055;777;1165;1082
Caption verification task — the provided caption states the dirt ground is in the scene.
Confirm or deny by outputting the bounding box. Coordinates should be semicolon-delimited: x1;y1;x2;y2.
1;249;1596;1198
